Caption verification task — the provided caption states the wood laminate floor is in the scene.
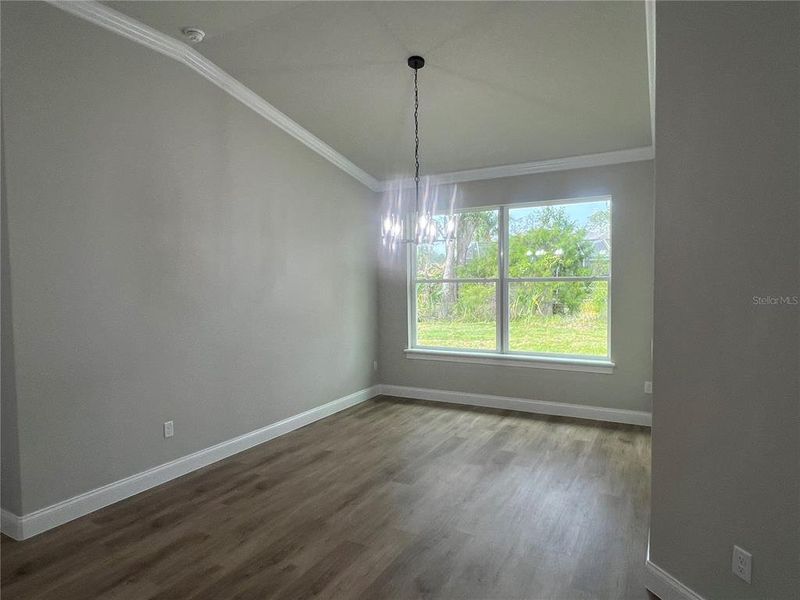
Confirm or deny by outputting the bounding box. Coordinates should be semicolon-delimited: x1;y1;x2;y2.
1;396;653;600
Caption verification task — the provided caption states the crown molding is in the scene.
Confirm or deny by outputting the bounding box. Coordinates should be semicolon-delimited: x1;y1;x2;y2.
645;0;656;145
376;146;655;192
48;1;653;197
47;0;383;192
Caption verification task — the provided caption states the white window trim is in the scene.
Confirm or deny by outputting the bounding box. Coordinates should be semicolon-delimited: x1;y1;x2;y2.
404;348;615;374
407;195;612;370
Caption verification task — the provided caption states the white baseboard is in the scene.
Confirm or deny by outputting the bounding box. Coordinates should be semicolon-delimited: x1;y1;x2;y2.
1;385;379;540
645;559;707;600
1;383;648;540
378;384;652;427
644;534;707;600
1;508;24;540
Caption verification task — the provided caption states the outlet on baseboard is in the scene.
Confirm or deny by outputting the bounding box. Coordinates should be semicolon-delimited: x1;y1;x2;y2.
644;381;653;394
732;545;752;583
163;420;174;439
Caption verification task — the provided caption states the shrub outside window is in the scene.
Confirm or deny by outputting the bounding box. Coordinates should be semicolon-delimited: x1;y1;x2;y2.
410;197;610;359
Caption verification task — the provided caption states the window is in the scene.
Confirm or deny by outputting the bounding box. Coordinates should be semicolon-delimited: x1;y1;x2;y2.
410;197;610;362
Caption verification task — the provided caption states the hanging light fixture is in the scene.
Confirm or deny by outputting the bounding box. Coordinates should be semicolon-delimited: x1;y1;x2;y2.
382;56;458;250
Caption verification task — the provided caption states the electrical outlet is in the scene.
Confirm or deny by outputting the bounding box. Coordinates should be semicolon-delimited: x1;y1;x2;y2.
732;545;752;583
644;381;653;394
163;420;174;439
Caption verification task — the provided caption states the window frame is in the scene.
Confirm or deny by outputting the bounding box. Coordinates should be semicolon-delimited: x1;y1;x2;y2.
407;195;614;371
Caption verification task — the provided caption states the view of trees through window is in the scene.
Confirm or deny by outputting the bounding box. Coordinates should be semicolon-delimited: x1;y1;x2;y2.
414;198;610;357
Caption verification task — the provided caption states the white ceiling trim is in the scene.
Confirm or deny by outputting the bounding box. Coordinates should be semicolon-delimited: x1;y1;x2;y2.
47;0;383;191
377;146;655;192
645;0;656;145
47;0;654;197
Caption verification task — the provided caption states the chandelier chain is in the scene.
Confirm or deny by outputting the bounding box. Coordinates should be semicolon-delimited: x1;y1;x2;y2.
414;67;420;213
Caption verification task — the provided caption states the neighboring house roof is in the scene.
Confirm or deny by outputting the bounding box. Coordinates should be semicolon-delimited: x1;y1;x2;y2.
587;229;611;255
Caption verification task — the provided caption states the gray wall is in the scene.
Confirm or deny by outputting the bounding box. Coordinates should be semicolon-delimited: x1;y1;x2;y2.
1;2;378;514
651;2;799;598
2;115;23;515
379;160;654;413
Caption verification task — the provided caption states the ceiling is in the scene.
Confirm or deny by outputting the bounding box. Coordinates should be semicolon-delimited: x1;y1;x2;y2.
108;1;651;181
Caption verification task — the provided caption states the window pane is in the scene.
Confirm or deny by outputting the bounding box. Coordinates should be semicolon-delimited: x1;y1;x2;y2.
508;281;608;356
416;282;496;350
508;200;610;277
415;210;499;279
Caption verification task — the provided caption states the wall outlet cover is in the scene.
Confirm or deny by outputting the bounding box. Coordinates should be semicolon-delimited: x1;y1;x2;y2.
164;420;174;438
732;545;752;583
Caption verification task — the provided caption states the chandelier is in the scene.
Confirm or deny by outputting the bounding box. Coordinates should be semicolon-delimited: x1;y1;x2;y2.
382;55;458;250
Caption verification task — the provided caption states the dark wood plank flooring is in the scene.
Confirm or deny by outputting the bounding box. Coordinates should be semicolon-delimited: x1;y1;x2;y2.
1;396;653;599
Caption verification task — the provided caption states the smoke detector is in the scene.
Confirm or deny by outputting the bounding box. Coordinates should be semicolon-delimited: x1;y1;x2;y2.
181;27;205;44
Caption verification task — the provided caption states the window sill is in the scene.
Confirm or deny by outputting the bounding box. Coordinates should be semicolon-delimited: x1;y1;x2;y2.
404;348;615;374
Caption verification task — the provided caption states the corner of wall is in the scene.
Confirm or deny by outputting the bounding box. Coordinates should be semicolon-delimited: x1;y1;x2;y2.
1;111;24;516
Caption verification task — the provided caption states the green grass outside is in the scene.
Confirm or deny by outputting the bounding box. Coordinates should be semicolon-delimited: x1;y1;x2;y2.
417;316;607;356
